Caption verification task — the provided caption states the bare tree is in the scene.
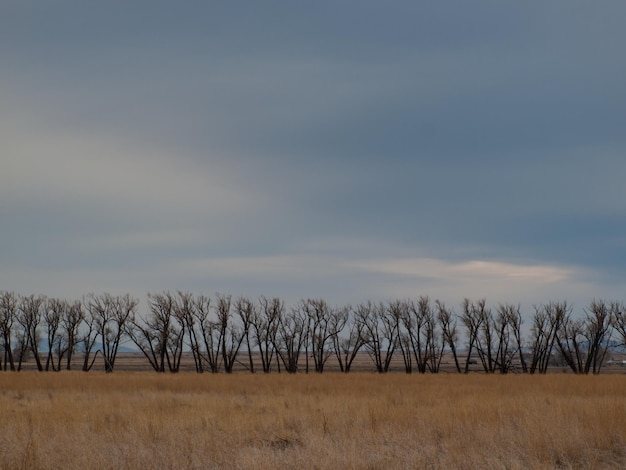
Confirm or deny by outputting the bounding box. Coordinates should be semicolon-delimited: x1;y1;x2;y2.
425;311;445;373
473;299;498;373
216;294;244;373
401;297;443;373
301;303;312;373
194;295;222;373
527;302;565;374
586;300;619;374
302;299;335;373
81;299;101;372
235;296;256;373
275;306;308;373
88;293;137;373
175;294;223;373
437;301;461;373
394;300;413;373
357;301;398;373
491;303;519;374
460;298;484;373
467;300;520;374
612;302;626;348
0;291;18;371
503;304;526;373
583;300;614;374
128;292;183;372
329;305;363;373
555;301;613;374
253;296;282;373
175;292;203;373
17;295;46;371
44;298;65;371
556;314;586;373
62;300;84;370
163;293;185;373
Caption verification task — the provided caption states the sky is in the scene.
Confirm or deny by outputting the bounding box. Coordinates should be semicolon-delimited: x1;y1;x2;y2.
2;1;625;316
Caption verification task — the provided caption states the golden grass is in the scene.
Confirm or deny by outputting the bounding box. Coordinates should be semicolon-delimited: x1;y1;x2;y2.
1;372;625;469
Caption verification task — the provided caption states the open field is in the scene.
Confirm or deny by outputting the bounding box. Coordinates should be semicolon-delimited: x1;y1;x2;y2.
13;350;626;374
1;373;626;469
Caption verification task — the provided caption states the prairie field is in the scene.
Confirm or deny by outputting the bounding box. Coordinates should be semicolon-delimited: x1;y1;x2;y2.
1;373;625;469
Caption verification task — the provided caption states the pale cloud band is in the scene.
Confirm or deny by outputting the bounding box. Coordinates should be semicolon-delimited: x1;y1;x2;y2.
180;253;594;307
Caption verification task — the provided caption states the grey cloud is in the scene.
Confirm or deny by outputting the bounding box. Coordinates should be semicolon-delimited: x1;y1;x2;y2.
2;2;626;306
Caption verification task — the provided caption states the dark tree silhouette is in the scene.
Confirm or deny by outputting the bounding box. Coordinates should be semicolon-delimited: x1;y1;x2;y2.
0;291;18;371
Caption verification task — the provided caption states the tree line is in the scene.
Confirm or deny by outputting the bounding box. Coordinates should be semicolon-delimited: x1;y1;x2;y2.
1;291;625;374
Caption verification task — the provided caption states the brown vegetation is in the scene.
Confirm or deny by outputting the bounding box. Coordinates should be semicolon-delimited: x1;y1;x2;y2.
1;372;625;469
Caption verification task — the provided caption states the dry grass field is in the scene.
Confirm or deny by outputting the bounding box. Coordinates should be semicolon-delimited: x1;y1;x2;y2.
1;373;625;469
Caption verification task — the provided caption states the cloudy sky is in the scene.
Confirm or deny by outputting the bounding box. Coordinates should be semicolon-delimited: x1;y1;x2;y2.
2;1;625;312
